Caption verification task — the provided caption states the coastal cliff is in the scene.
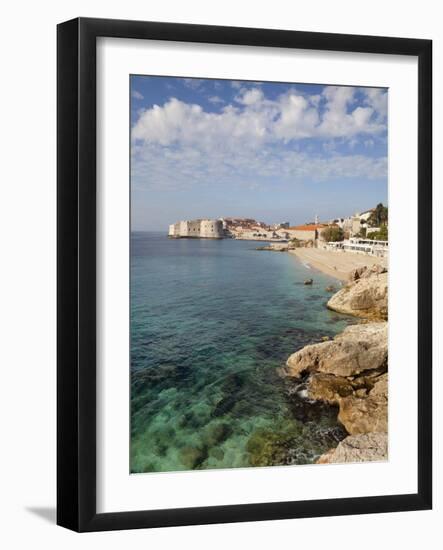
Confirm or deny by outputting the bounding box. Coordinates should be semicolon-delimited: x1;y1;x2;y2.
327;264;388;320
282;267;389;464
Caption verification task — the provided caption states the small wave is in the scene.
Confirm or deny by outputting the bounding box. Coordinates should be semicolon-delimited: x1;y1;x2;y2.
302;262;311;269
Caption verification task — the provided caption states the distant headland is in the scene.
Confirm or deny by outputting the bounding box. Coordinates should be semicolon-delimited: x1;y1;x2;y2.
168;207;388;248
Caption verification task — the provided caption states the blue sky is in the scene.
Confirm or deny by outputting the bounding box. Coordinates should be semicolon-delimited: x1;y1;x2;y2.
130;76;388;230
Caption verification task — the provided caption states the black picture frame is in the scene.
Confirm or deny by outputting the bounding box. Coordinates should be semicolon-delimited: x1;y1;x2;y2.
57;17;432;532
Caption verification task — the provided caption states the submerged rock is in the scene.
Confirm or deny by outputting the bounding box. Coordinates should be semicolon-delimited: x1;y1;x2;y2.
256;243;289;251
180;446;208;469
327;270;388;320
317;432;388;464
202;422;232;447
246;421;346;467
212;395;237;417
246;426;299;467
209;447;225;461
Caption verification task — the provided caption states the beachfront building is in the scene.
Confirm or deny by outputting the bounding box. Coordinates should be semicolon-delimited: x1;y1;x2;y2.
344;238;388;257
325;237;388;258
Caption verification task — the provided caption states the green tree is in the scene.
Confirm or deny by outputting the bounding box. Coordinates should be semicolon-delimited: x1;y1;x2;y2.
367;225;388;241
321;226;344;242
367;203;388;227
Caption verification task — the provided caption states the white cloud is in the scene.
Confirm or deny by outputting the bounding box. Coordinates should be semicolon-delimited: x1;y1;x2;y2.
183;78;204;90
131;90;144;100
132;138;387;192
235;88;264;105
208;95;224;105
131;85;387;191
132;98;268;149
273;94;320;140
317;86;384;138
133;86;387;148
364;88;388;121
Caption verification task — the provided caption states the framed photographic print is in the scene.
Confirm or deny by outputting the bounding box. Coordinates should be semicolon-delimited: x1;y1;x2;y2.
57;17;432;531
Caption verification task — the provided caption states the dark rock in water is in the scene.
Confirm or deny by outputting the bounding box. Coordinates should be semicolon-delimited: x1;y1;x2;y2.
180;446;207;469
131;364;178;391
211;373;247;417
246;426;300;467
155;441;168;457
212;395;237;417
325;285;336;292
221;373;245;394
304;278;313;285
179;409;208;429
246;420;347;467
209;447;225;461
202;422;232;446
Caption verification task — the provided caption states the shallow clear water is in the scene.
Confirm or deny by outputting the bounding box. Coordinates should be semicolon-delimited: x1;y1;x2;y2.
130;232;351;473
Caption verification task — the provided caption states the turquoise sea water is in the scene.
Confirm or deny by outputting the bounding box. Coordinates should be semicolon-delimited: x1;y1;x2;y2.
130;232;351;473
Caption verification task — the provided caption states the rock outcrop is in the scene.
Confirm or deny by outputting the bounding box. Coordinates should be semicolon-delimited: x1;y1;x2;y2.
307;373;354;404
281;321;388;463
256;243;290;251
282;264;389;464
338;373;388;434
348;263;387;282
283;322;388;379
317;432;388;464
327;266;388;320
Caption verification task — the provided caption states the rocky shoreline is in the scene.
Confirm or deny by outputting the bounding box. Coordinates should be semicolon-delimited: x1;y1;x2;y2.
281;264;388;464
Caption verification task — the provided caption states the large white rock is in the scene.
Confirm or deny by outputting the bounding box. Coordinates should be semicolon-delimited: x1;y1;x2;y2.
284;322;388;379
317;432;388;464
327;270;388;320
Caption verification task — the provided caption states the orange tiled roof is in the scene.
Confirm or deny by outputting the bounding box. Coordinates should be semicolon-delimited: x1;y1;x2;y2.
287;224;326;231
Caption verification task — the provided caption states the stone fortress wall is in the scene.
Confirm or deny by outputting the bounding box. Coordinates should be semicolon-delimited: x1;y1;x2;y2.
200;219;223;238
169;219;223;239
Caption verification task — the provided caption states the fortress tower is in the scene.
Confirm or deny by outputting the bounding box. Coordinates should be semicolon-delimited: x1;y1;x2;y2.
169;218;223;238
199;219;224;239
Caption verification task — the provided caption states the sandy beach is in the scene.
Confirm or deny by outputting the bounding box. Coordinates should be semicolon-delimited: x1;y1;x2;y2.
289;248;387;281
